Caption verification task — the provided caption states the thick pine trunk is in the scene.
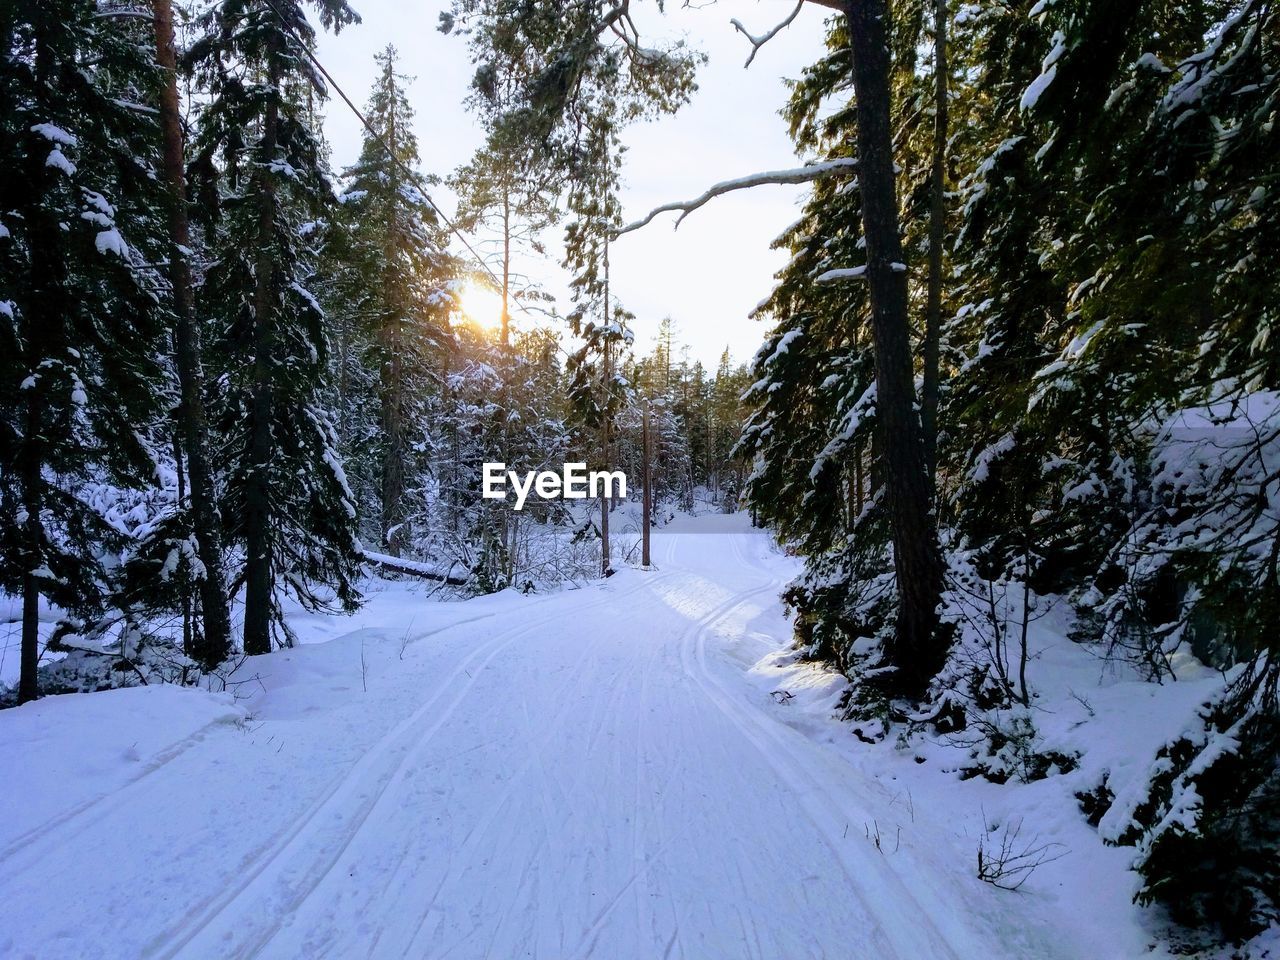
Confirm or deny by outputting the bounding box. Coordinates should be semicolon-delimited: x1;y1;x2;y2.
242;69;280;657
17;29;56;704
151;0;233;667
922;0;948;484
843;0;946;692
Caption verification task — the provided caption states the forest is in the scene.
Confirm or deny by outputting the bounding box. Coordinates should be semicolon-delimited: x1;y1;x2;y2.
1;0;1277;957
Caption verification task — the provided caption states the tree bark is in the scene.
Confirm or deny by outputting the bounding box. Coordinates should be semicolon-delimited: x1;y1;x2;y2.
501;192;511;349
17;27;57;704
18;397;42;705
242;60;280;657
152;0;233;667
842;0;946;692
922;0;948;485
380;72;407;557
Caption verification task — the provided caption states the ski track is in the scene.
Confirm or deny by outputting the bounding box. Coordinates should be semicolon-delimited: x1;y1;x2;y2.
0;517;1075;960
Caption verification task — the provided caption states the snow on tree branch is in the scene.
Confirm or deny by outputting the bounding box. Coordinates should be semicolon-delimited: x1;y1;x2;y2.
616;158;857;235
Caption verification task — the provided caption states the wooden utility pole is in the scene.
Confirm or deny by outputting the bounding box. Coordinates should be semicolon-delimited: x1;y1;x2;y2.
600;333;611;577
599;231;612;577
642;400;652;568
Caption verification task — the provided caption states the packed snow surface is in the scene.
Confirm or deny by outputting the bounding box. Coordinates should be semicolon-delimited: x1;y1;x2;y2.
1;516;1158;959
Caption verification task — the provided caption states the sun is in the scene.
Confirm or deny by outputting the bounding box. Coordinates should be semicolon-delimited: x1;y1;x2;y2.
459;282;505;331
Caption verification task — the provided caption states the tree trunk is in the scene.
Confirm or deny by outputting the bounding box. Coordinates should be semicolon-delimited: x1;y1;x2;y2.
19;567;39;705
498;188;513;577
380;336;405;555
18;397;42;705
242;63;280;657
842;0;946;692
501;192;512;349
922;0;948;485
17;28;56;704
152;0;233;667
380;76;406;556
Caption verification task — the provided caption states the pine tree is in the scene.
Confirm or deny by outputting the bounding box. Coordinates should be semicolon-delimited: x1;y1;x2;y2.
449;36;562;579
186;0;361;653
942;0;1279;933
563;111;633;575
0;0;170;702
337;46;455;558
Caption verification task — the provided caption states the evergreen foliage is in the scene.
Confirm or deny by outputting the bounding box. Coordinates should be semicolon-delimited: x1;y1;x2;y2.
0;0;169;703
185;0;362;652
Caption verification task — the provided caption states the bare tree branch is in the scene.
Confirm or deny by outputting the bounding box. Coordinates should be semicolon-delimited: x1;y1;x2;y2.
616;158;857;235
731;0;804;67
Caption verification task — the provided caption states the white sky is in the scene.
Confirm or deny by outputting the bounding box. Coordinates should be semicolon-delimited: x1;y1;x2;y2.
313;1;833;369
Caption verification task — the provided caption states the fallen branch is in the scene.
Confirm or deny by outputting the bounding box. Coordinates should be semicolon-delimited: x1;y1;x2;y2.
361;550;470;585
616;158;857;235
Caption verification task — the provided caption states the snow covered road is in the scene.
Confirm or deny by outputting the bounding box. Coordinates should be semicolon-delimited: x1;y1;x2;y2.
1;515;1076;960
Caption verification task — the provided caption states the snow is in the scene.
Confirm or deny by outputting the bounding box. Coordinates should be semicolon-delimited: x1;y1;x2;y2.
764;328;802;364
0;517;1231;958
970;431;1016;483
621;158;857;233
94;228;128;258
1020;66;1057;111
0;686;243;853
289;281;324;317
45;147;77;176
816;265;867;282
1135;52;1171;73
30;123;77;146
360;549;462;581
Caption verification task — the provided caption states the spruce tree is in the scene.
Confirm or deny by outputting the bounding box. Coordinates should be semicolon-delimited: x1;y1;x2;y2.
337;46;455;558
0;0;169;702
148;0;233;668
186;0;361;653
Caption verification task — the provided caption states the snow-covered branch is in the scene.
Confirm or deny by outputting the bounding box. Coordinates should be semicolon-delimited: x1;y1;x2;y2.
361;550;470;585
616;158;857;235
815;266;867;282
